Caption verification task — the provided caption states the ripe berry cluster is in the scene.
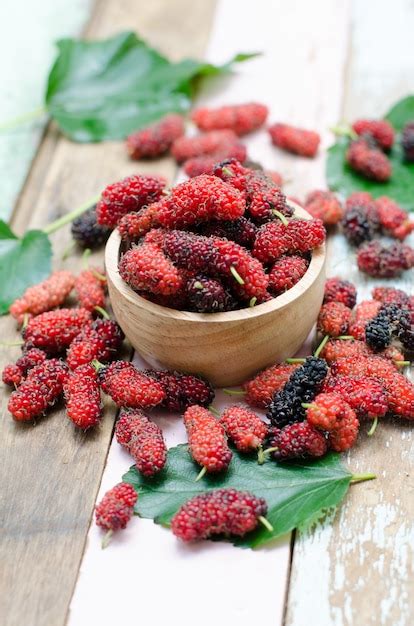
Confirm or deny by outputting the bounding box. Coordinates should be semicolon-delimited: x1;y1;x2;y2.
105;161;326;313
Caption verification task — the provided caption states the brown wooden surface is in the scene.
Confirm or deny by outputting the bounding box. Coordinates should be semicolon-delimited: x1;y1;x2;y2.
0;2;216;625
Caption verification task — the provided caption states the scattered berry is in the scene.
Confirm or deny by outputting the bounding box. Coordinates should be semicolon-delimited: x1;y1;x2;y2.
346;137;391;182
374;196;414;240
402;121;414;162
341;194;379;245
268;255;308;294
115;408;167;476
64;363;102;429
320;338;402;366
317;301;352;337
365;304;402;351
126;114;184;159
66;319;124;370
119;243;183;296
171;488;268;541
304;190;343;226
2;348;46;387
253;218;326;264
372;286;411;308
242;363;299;409
268;123;320;157
171;130;241;162
71;207;111;249
99;361;166;409
183;405;232;474
10;271;75;325
267;356;328;427
328;410;359;452
348;300;382;340
323;277;357;309
352;119;395;150
191;102;268;135
306;392;357;432
95;482;137;539
74;269;106;312
23;308;92;353
144;370;215;411
183;144;247;177
186;276;235;313
357;241;414;278
157;175;245;228
322;375;388;419
220;405;268;452
96;174;166;228
8;359;69;421
266;421;327;460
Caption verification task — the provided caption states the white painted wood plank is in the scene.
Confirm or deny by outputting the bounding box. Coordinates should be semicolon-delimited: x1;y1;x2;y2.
69;1;350;625
286;1;414;624
0;0;93;220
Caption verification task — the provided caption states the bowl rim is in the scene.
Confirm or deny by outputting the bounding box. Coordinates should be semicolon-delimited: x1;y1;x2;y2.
105;202;326;324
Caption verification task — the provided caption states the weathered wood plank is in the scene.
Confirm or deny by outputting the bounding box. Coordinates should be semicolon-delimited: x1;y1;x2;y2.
286;1;414;624
0;2;216;625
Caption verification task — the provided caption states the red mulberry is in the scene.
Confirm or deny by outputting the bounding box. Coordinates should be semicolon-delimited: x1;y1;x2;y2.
126;114;184;159
144;369;214;412
357;241;414;278
304;190;343;226
66;319;124;370
99;361;166;409
23;308;92;353
374;196;414;240
183;405;232;474
117;203;162;241
322;375;388;419
268;255;309;294
115;408;167;476
171;488;268;541
74;269;106;312
10;270;75;325
317;301;352;337
346;137;391;182
323;277;357;309
64;363;102;429
191;102;268;135
8;359;69;421
348;300;382;340
269;123;320;157
119;243;183;296
352;119;395;151
253;218;326;264
242;363;299;409
2;348;46;387
186;276;235;313
171;129;240;162
183;144;247;177
95;482;137;543
220;405;268;452
306;392;358;432
266;421;327;460
96;174;166;228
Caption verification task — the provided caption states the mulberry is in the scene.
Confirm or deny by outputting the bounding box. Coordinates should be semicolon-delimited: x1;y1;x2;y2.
242;363;299;409
268;255;309;294
183;405;232;474
253;219;326;264
323;277;357;309
346;137;391;182
357;241;414;278
64;363;102;429
191;102;268;135
10;270;75;325
352;119;395;150
115;408;167;476
119;243;183;296
23;308;92;353
99;361;166;409
266;421;327;460
220;405;268;452
268;123;320;157
126;114;184;159
304;190;343;226
317;301;352;337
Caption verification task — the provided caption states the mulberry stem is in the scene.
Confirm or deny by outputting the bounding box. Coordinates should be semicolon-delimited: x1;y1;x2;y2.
193;281;204;289
91;359;104;372
396;360;410;367
94;306;109;319
367;417;378;437
43;193;101;235
257;446;278;464
249;297;257;307
222;388;245;396
101;529;114;549
0;340;24;347
314;335;329;358
338;335;355;340
350;473;376;484
286;357;305;364
230;266;245;285
272;209;288;226
258;516;274;533
208;405;220;417
0;106;47;131
195;466;207;482
330;124;358;140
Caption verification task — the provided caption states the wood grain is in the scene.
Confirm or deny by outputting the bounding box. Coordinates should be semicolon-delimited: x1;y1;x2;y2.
0;2;216;625
106;205;326;386
285;1;414;624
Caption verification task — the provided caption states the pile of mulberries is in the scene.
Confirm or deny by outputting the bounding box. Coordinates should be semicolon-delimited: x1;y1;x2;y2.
114;161;326;312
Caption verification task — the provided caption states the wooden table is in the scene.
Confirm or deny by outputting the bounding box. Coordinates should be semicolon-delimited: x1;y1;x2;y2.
1;1;413;625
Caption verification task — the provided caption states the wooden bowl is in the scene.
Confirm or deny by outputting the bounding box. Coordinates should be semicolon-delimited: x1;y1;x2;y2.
105;204;326;386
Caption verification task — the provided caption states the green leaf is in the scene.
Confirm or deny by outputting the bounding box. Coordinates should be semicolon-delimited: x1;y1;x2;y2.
45;31;258;142
385;95;414;131
123;444;353;549
326;137;414;211
0;222;52;314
